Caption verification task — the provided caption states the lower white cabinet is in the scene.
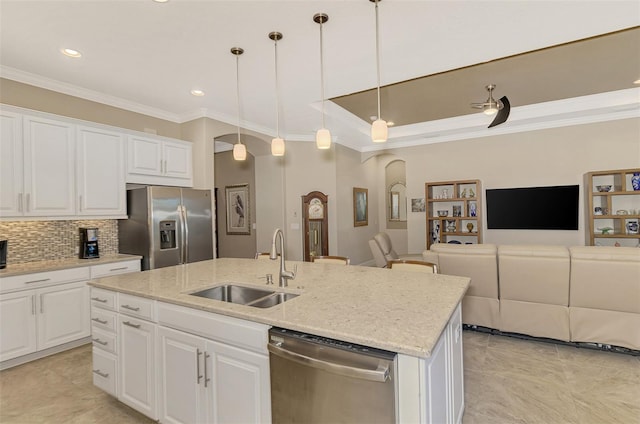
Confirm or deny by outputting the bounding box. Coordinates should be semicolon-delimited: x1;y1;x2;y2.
0;281;89;362
119;315;157;420
157;325;271;424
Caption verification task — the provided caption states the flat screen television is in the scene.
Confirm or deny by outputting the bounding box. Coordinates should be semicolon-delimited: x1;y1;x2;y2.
486;185;579;230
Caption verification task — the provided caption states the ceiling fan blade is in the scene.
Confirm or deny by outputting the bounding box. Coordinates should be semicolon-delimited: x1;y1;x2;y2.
488;96;510;128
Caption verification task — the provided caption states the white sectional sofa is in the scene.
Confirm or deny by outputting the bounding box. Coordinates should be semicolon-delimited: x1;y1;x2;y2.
424;244;640;351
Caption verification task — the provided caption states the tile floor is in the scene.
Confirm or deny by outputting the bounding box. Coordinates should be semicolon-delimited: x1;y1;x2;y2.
1;331;638;423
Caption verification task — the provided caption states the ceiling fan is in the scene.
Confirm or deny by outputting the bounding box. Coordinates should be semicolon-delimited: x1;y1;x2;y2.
471;84;511;128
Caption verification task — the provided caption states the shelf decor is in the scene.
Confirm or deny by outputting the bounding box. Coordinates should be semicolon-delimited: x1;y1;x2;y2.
425;179;483;249
585;168;640;246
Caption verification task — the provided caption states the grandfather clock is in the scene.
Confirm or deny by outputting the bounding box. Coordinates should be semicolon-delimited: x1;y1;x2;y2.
302;191;328;262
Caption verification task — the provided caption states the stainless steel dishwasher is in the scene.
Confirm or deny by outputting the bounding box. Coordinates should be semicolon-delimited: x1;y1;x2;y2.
268;327;396;423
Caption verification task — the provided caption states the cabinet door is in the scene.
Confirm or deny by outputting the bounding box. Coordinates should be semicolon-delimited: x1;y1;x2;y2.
127;135;162;177
119;316;157;420
23;115;76;216
446;306;464;424
158;326;208;424
77;126;126;216
0;290;37;361
423;334;448;424
208;340;271;424
163;140;192;180
0;111;24;217
36;281;90;351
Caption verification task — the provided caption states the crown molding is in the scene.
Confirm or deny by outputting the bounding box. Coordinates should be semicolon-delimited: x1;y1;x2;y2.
0;66;182;122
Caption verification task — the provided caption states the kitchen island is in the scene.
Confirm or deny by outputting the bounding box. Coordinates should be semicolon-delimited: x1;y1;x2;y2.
89;258;470;423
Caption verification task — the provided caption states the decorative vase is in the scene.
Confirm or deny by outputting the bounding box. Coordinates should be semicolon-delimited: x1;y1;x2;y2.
466;222;474;233
627;220;639;235
632;172;640;191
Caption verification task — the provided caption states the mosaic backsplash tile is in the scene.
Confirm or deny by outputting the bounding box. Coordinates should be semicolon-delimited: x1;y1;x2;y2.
0;220;118;264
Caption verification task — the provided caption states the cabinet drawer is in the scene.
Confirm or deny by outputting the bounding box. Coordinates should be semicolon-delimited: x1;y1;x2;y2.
91;260;141;279
118;293;155;321
92;347;117;397
92;326;117;354
90;288;116;311
0;267;90;294
157;301;269;354
91;308;117;332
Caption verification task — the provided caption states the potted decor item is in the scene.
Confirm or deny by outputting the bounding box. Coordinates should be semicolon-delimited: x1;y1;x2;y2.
632;172;640;191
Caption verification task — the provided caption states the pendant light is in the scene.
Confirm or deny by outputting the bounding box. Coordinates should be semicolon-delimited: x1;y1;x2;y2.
370;0;387;143
313;13;331;150
269;32;285;156
231;47;247;161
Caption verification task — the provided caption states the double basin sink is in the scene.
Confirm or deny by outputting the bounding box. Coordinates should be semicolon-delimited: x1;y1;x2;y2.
190;284;299;308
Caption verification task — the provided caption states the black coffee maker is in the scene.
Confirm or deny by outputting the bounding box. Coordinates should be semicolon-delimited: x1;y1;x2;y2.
79;228;100;259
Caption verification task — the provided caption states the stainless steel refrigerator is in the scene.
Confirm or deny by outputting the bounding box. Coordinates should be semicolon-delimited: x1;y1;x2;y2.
118;186;214;270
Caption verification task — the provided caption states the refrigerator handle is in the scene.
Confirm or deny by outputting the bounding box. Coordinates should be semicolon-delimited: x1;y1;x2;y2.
181;205;189;264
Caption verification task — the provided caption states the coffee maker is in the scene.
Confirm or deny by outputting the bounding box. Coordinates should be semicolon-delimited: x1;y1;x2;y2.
79;228;100;259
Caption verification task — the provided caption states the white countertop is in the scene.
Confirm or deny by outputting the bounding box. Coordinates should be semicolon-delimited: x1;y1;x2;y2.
88;258;469;358
0;254;142;277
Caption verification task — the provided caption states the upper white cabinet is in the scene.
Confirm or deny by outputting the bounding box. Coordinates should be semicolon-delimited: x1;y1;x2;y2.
0;111;23;216
76;126;126;216
127;135;193;187
1;113;77;218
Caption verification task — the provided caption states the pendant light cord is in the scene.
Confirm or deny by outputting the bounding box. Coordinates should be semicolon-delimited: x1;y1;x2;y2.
274;37;280;138
375;0;381;120
319;19;326;129
235;53;242;145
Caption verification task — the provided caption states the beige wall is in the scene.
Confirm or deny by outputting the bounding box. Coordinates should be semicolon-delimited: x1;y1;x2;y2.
255;155;286;253
0;78;182;138
395;118;640;253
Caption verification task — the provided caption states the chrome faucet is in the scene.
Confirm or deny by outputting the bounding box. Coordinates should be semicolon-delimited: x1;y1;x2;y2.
270;228;296;287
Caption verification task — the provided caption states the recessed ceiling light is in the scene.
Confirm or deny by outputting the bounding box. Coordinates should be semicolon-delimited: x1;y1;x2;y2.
190;89;205;97
60;48;82;58
153;0;169;2
634;79;640;85
387;121;395;127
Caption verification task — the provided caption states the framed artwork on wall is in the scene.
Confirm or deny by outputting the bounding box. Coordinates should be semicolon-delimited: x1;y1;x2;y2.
225;183;250;235
411;198;426;212
353;187;368;227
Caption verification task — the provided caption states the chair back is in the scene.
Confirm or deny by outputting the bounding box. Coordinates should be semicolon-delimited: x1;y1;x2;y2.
374;232;400;261
311;255;350;265
388;260;438;274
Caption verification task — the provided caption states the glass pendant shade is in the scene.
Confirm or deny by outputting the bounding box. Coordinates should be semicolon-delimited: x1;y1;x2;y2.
371;118;388;143
271;137;285;156
233;143;247;161
483;106;498;116
316;128;331;149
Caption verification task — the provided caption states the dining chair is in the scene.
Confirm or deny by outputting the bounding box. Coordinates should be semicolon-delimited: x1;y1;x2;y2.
311;255;350;265
387;259;438;273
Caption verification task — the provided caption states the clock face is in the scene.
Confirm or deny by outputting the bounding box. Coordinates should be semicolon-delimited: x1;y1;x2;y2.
308;198;324;220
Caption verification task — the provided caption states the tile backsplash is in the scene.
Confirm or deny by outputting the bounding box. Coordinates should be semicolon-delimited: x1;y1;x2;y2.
0;220;118;264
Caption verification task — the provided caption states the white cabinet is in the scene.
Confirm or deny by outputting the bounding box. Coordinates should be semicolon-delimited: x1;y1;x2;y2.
0;114;76;218
0;290;37;360
36;281;90;351
397;303;464;424
158;326;209;424
127;135;193;187
157;324;271;424
0;280;89;362
0;110;23;216
0;108;129;219
76;126;126;216
209;339;271;424
117;293;157;419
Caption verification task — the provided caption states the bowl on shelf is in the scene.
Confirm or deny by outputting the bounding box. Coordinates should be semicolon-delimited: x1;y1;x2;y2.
437;210;448;217
596;185;612;192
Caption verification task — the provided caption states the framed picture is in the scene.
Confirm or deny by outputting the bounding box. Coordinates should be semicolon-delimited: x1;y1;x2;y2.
411;198;426;212
225;183;250;235
353;187;368;227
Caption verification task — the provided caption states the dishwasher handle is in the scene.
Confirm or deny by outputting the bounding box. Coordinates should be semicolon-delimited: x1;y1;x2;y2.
268;343;391;383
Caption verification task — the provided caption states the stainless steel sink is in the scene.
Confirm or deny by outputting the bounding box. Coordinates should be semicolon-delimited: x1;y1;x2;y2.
190;284;275;305
249;293;300;308
189;284;299;308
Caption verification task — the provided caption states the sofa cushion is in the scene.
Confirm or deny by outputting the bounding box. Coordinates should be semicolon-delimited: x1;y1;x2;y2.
569;246;640;314
498;245;570;306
